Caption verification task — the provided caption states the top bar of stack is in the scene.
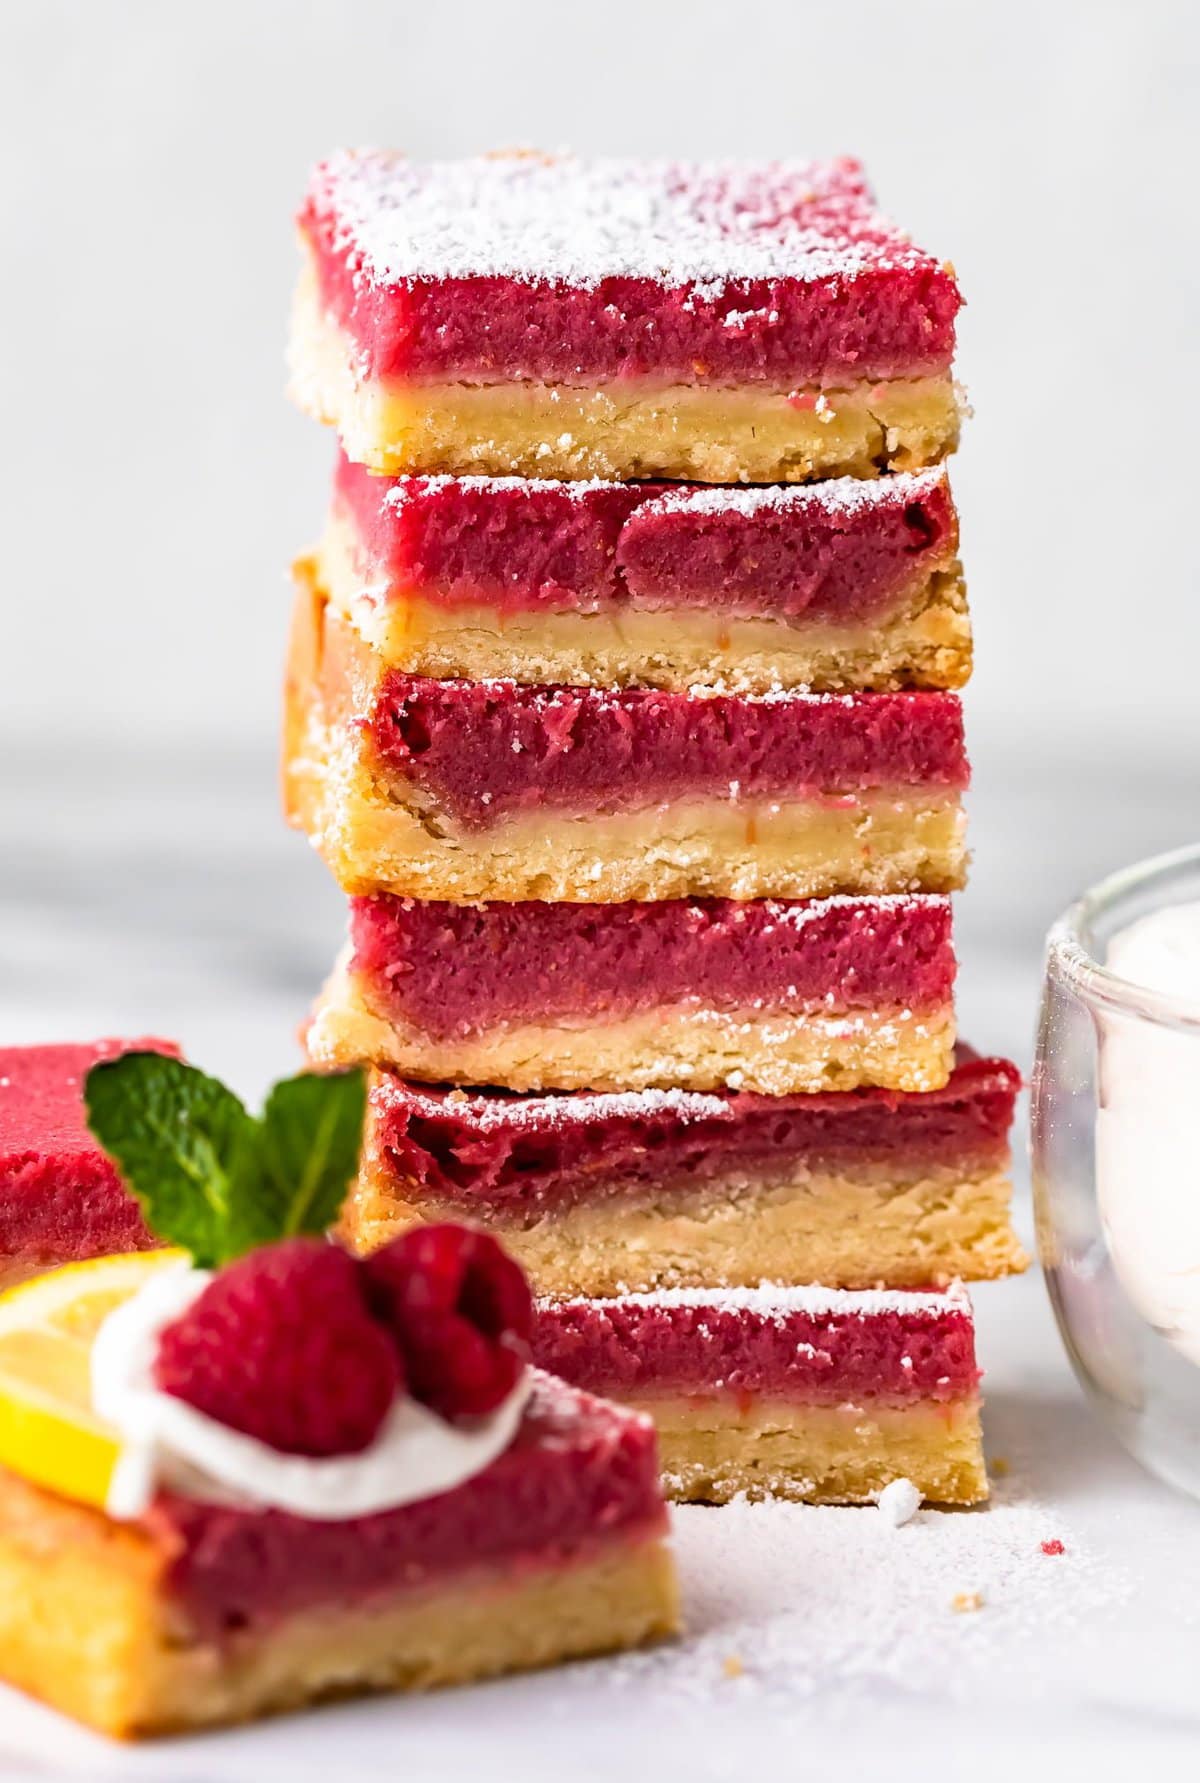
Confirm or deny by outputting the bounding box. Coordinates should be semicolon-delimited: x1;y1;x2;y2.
290;149;962;484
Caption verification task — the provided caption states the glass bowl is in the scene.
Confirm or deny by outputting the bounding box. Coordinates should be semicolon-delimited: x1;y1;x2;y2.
1033;842;1200;1498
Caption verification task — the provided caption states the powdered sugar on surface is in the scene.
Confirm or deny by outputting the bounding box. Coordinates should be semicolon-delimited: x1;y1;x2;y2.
604;1472;1131;1714
310;151;939;291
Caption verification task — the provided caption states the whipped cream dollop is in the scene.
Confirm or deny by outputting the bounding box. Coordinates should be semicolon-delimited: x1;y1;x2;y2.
1098;900;1200;1366
91;1261;531;1521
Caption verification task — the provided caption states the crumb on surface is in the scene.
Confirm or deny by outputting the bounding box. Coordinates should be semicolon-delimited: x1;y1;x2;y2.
988;1456;1010;1477
1040;1539;1065;1557
951;1591;984;1614
722;1653;745;1680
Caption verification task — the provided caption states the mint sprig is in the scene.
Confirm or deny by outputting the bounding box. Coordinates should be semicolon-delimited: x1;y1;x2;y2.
84;1053;367;1268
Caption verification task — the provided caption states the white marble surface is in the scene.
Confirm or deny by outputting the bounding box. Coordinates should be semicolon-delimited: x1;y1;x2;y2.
1;742;1198;1775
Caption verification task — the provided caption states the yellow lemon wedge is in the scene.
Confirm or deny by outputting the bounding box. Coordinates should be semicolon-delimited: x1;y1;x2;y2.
0;1250;185;1510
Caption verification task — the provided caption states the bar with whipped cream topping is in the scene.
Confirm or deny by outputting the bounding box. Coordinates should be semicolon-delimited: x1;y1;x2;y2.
531;1284;986;1505
290;151;962;483
284;565;969;904
343;1051;1024;1294
308;892;957;1095
0;1363;675;1735
318;455;969;692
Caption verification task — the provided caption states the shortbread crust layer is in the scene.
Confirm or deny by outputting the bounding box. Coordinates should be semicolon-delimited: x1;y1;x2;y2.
0;1467;676;1737
284;568;968;901
631;1396;986;1505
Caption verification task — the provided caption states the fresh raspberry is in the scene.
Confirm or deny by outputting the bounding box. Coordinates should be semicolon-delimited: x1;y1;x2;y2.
364;1224;533;1422
154;1238;402;1457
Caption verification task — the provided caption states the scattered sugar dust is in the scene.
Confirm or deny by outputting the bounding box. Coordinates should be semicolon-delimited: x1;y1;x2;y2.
605;1466;1133;1715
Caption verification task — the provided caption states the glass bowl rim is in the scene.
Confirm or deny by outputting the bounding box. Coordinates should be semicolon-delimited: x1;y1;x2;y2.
1045;841;1200;1032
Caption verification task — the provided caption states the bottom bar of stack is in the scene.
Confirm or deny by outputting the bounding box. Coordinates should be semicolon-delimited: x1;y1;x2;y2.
530;1284;986;1506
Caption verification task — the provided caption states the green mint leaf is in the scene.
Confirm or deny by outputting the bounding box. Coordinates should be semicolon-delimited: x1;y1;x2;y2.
84;1053;258;1268
232;1070;367;1257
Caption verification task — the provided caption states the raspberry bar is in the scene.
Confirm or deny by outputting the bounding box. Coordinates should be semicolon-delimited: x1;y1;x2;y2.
0;1042;165;1287
344;1052;1024;1295
291;152;962;483
0;1370;674;1736
308;893;958;1095
532;1284;986;1505
320;455;969;692
284;566;969;903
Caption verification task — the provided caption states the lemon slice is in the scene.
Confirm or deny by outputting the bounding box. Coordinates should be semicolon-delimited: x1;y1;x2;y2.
0;1250;184;1509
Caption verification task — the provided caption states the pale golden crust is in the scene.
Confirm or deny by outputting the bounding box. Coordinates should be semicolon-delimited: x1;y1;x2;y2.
283;564;969;904
307;956;955;1096
630;1396;987;1506
288;252;962;483
0;1467;677;1739
344;1153;1027;1296
317;515;972;693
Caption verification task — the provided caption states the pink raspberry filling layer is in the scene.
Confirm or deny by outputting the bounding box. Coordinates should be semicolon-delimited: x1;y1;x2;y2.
301;152;960;385
532;1286;980;1405
144;1374;664;1640
371;680;968;827
0;1041;171;1266
370;1051;1018;1218
335;453;957;623
352;893;954;1042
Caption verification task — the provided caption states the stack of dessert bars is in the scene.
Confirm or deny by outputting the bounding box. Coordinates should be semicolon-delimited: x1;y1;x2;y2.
285;151;1025;1506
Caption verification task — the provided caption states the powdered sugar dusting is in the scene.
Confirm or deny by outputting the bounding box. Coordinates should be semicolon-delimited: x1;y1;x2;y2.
600;1475;1130;1713
378;466;947;515
545;1282;972;1321
427;1085;734;1133
641;466;948;521
310;151;942;292
381;473;618;509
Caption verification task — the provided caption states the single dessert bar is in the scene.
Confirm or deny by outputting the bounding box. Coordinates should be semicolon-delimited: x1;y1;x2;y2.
531;1285;986;1506
0;1041;166;1288
344;1052;1025;1294
309;893;958;1094
291;151;962;482
0;1371;676;1737
284;566;969;903
321;455;970;692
